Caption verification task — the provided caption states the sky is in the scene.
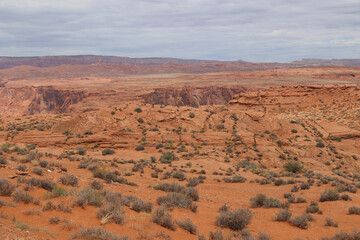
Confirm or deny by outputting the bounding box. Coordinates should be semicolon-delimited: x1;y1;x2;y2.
0;0;359;62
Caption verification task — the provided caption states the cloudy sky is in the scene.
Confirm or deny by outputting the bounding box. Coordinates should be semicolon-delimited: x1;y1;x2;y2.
0;0;359;62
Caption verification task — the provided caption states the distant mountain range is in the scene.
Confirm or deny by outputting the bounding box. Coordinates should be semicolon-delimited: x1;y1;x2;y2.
0;56;359;70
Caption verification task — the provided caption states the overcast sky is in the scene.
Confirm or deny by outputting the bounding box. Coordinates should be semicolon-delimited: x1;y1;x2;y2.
0;0;359;62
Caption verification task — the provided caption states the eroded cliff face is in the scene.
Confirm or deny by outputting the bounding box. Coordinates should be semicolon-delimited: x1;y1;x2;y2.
142;86;248;107
0;86;83;115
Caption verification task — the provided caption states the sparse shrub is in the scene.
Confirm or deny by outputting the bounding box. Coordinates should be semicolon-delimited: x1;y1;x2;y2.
0;178;15;196
137;118;144;123
224;174;247;183
291;185;299;192
45;186;68;199
316;141;325;148
187;177;203;187
39;160;48;168
284;161;303;173
264;197;282;208
43;201;57;211
102;149;115;156
306;201;320;214
152;207;176;231
135;145;144;151
341;194;351;201
77;147;87;156
17;164;28;172
172;170;186;180
159;152;176;164
219;204;229;212
24;208;42;216
32;167;43;176
12;189;34;204
71;227;130;240
250;194;281;208
176;218;197;234
250;194;267;208
157;192;194;209
290;215;309;229
189;112;195;118
60;174;78;187
18;177;56;191
258;232;272;240
216;207;252;231
74;187;103;208
325;217;338;227
322;230;360;240
300;182;310;190
97;203;125;225
134;108;142;113
348;206;360;215
320;189;340;202
91;180;104;190
0;157;7;165
130;199;153;213
49;217;61;224
274;209;292;221
209;229;223;240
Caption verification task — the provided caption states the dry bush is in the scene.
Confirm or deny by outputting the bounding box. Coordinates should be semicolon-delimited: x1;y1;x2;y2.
43;201;57;211
130;199;153;213
32;167;43;176
306;201;321;214
12;189;34;204
321;230;360;240
348;206;360;215
250;194;267;208
24;208;42;216
274;209;292;221
71;227;130;240
0;178;15;196
60;174;78;187
90;180;104;190
176;218;197;235
250;194;281;208
17;164;28;172
96;203;125;225
49;217;61;224
216;207;253;230
152;207;176;231
17;177;56;191
325;217;338;227
74;187;103;208
157;192;196;211
320;189;340;202
289;215;310;229
0;199;16;207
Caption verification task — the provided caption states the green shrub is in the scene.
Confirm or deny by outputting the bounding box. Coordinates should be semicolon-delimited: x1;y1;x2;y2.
102;149;115;156
134;108;142;113
135;145;144;151
284;161;303;173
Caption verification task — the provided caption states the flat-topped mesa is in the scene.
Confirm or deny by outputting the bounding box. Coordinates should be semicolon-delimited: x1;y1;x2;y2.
228;84;360;110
